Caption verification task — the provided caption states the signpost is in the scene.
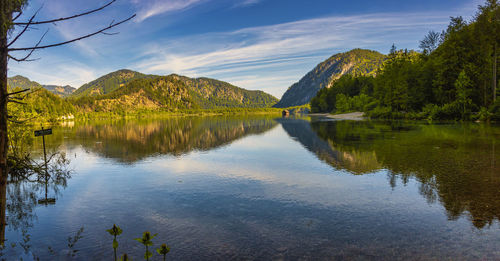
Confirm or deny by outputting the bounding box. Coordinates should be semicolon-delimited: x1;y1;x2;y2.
34;127;56;205
34;127;52;169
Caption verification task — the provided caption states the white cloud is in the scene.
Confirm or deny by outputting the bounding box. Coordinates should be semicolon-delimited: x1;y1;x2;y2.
133;12;452;97
133;0;205;22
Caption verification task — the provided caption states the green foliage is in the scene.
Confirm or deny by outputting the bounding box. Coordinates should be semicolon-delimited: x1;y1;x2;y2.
310;75;376;113
68;73;278;113
7;87;76;122
72;69;155;97
156;244;170;261
107;224;123;238
310;1;500;121
107;224;123;261
277;49;385;108
135;231;157;260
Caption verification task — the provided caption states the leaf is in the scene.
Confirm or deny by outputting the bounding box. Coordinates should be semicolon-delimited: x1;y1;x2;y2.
107;224;123;236
144;250;153;259
112;239;118;249
156;244;170;255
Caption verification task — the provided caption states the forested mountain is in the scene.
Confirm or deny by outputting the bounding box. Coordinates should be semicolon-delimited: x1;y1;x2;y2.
310;1;500;121
7;75;43;90
42;85;76;97
274;49;386;108
72;75;197;112
7;81;76;121
71;74;278;112
172;74;278;108
7;76;75;120
71;69;156;97
8;75;76;97
69;70;277;110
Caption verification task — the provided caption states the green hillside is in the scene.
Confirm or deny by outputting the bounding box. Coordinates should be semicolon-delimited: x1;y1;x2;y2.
71;69;156;97
310;1;500;121
42;85;76;97
172;74;278;108
274;49;386;108
7;77;76;121
73;76;199;112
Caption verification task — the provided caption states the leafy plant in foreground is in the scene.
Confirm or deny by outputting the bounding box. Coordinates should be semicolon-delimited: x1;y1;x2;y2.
156;243;171;261
135;231;157;260
107;224;123;261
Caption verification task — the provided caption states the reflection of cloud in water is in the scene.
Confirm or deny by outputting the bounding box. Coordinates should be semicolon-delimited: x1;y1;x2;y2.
67;116;279;163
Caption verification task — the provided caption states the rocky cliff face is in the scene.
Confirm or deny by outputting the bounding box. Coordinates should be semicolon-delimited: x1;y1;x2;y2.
42;85;76;97
274;49;385;108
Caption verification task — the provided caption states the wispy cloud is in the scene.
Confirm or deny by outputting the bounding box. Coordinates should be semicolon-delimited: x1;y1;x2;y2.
132;0;205;22
233;0;261;8
133;12;451;97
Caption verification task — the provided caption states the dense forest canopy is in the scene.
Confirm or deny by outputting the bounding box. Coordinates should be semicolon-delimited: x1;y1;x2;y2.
311;0;500;121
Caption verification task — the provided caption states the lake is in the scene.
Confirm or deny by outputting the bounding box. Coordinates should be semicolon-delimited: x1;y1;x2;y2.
3;115;500;260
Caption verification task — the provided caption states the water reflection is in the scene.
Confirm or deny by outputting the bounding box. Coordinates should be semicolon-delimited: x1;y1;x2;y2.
3;116;500;259
289;118;500;228
65;116;278;163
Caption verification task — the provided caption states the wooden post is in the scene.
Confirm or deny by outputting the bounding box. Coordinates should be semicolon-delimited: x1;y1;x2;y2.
494;42;497;102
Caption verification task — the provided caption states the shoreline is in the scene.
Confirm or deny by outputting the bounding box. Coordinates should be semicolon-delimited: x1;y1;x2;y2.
309;112;365;120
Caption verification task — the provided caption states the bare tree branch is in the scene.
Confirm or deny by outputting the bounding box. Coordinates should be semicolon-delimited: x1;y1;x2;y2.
8;54;39;62
8;7;42;47
14;0;116;25
7;99;27;105
8;15;135;52
12;11;23;22
6;89;30;96
8;29;49;62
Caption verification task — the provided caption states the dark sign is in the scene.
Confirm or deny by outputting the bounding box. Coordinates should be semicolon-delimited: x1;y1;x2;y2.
34;128;52;137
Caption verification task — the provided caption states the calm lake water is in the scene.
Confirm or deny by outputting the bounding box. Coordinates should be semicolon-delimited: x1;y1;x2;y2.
3;115;500;260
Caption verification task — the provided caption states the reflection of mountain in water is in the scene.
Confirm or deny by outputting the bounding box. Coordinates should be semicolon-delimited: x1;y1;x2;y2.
71;116;278;163
277;118;381;174
282;118;500;229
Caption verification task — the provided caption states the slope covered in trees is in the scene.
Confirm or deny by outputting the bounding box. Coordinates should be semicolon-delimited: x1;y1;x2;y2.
41;85;76;97
69;70;278;110
172;74;278;108
311;1;500;121
72;74;278;112
8;75;76;97
7;70;279;118
275;49;386;108
71;69;156;97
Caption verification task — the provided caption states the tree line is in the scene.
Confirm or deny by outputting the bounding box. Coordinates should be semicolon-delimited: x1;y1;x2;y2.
311;0;500;121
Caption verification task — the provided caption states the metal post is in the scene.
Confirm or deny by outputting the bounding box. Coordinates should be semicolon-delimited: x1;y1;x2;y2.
42;127;49;200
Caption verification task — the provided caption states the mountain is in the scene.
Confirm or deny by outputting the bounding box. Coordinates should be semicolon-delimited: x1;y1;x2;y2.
42;85;76;97
7;76;75;120
71;69;277;108
9;69;278;114
74;75;196;112
171;74;278;108
74;74;279;112
7;75;43;90
8;75;76;97
274;49;386;108
71;69;156;97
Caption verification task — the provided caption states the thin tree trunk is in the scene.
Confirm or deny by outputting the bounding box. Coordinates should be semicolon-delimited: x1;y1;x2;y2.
494;42;497;102
0;3;12;247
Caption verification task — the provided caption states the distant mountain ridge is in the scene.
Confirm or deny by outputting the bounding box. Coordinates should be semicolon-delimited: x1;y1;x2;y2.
274;49;386;108
8;69;278;113
73;74;278;112
7;75;76;97
42;85;76;97
69;70;278;110
72;69;156;97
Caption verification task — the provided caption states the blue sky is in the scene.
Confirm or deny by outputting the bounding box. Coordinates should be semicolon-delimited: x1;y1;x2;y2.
8;0;482;98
